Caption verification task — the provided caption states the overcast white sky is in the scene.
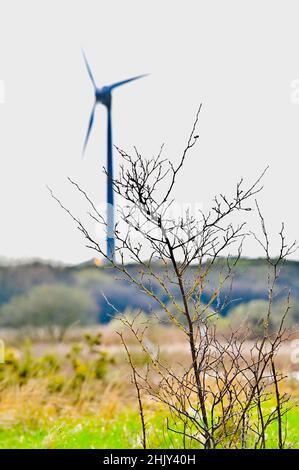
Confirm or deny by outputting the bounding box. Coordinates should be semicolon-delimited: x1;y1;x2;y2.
0;0;299;264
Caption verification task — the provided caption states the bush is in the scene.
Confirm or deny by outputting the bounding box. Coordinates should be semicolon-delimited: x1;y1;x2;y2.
0;284;98;340
0;332;113;391
226;300;290;335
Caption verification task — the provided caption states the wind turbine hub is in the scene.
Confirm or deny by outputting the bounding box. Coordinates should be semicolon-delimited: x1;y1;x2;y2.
95;88;112;108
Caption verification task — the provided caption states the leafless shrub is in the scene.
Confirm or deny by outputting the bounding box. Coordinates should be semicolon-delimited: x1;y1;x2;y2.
50;106;296;448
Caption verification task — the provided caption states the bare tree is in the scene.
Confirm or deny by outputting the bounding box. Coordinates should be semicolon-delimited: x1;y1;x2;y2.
50;105;296;448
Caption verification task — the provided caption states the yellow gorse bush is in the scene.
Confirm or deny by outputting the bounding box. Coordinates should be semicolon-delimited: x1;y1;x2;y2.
0;332;113;392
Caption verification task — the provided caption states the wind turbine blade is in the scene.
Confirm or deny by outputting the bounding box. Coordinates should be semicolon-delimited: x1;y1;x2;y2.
109;74;149;90
82;104;96;155
82;50;97;89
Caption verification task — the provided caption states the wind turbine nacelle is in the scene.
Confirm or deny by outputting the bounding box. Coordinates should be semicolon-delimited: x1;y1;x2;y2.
95;87;112;108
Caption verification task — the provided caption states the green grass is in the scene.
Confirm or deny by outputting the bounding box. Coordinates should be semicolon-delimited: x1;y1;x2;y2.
0;411;177;449
1;407;299;449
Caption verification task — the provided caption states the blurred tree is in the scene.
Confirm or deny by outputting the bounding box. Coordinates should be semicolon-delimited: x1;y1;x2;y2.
227;300;284;335
0;283;98;341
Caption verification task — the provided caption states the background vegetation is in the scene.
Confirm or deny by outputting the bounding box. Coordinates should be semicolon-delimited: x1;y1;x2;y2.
1;258;299;331
0;324;299;449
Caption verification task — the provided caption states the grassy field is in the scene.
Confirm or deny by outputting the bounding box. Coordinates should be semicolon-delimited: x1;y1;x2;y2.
0;325;299;449
1;403;299;449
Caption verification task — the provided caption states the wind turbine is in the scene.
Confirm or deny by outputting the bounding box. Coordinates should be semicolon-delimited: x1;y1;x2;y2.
82;51;147;262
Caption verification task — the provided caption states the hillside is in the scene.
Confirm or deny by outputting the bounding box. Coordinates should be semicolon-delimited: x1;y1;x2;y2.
0;257;298;325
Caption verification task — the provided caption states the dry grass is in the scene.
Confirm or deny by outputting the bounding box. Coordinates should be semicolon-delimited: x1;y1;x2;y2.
0;324;299;448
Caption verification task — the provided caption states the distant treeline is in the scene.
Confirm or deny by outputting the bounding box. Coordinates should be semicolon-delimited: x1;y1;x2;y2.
0;258;298;330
